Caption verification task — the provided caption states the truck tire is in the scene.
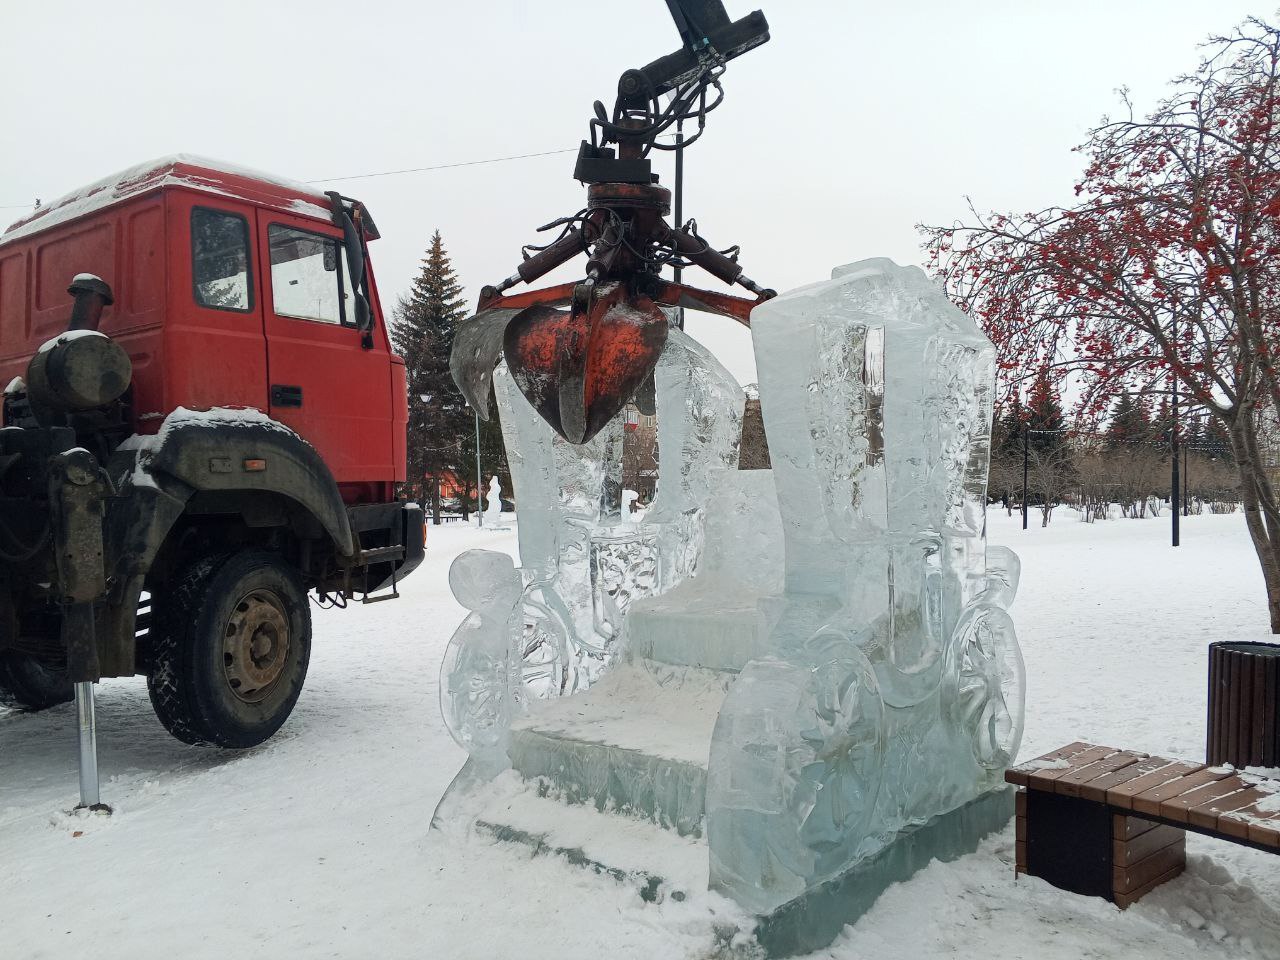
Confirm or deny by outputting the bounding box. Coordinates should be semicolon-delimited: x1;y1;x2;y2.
0;653;74;711
147;551;311;747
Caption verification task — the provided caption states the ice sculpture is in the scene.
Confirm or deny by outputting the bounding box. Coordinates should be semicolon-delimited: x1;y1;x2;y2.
701;259;1022;915
439;547;573;772
436;258;1024;950
482;476;505;528
442;327;742;715
621;489;639;525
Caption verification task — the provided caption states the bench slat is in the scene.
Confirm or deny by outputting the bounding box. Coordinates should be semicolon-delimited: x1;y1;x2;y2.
1027;745;1120;791
1113;862;1185;909
1186;785;1271;831
1113;836;1186;894
1131;767;1233;818
1249;816;1280;847
1106;761;1204;810
1056;751;1145;798
1113;813;1159;842
1077;755;1167;804
1157;774;1248;822
1219;803;1280;846
1113;824;1184;867
1005;741;1094;787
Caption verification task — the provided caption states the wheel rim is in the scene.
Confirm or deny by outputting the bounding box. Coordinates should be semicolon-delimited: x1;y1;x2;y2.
222;589;291;704
942;603;1025;770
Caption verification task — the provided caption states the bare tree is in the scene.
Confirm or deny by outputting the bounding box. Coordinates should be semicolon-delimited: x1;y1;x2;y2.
1027;445;1075;527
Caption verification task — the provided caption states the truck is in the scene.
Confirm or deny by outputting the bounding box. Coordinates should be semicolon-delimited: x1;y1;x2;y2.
0;155;424;753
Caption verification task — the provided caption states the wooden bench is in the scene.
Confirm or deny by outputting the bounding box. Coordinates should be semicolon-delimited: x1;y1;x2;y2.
1006;742;1280;907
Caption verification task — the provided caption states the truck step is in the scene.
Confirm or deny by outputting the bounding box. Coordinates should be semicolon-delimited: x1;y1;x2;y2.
357;544;404;563
348;544;405;603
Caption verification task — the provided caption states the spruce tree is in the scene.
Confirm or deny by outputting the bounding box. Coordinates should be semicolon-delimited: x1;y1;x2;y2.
993;397;1027;458
1151;397;1175;449
1025;369;1066;455
390;231;473;523
1106;393;1152;449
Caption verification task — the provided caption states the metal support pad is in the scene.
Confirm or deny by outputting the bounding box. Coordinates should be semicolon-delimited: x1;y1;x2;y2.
74;680;110;814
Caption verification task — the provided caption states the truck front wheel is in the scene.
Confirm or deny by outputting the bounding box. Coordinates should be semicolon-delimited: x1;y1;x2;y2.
0;653;74;711
147;551;311;747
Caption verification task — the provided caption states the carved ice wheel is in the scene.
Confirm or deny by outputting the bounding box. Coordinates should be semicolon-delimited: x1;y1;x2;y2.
942;602;1025;770
709;646;886;887
515;582;572;704
438;581;571;753
439;617;511;753
868;534;948;708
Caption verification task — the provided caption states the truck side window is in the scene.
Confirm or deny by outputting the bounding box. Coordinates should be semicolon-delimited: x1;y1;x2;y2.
191;208;253;311
267;224;346;326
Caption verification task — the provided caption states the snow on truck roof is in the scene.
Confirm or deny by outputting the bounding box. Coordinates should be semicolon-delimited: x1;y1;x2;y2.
0;154;337;245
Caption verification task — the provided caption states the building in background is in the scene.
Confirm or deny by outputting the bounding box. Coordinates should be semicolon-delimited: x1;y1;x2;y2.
621;404;658;503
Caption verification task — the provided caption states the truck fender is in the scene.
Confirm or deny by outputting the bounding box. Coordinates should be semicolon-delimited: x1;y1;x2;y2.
132;408;356;558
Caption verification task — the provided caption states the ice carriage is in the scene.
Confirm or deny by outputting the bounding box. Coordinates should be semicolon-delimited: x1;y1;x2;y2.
434;259;1025;953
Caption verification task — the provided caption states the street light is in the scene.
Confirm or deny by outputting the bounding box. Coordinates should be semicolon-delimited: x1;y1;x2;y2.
1171;311;1181;547
1022;418;1029;531
673;119;686;331
475;412;483;528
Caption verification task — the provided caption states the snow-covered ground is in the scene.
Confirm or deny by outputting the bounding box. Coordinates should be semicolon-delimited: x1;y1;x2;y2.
2;510;1279;959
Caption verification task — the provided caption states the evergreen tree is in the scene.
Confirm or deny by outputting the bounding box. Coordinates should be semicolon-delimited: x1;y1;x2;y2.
390;231;474;523
1201;416;1235;462
1025;369;1066;454
1106;392;1152;449
989;397;1027;512
992;397;1027;459
1151;396;1175;449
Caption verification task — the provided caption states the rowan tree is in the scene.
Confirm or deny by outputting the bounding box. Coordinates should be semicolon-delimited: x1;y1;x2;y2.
923;17;1280;631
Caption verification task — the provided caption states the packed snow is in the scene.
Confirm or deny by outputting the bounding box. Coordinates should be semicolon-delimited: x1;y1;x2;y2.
1;154;332;246
2;510;1279;959
36;328;107;354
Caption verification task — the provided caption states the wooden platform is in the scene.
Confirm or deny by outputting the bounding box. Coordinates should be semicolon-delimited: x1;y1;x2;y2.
1006;742;1280;906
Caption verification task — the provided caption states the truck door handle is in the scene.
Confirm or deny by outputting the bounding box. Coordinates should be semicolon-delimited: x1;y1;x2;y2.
271;384;303;407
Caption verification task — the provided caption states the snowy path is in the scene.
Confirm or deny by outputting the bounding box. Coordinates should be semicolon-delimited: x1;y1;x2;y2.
2;513;1279;958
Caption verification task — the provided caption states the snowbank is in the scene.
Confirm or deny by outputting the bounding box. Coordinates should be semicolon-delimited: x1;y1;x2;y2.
1;512;1278;958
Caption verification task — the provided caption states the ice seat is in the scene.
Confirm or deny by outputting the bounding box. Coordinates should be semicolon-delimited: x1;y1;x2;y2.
626;585;769;673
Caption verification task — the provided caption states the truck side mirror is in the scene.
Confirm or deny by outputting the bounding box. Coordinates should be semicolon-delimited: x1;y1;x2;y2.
340;215;374;345
326;191;375;348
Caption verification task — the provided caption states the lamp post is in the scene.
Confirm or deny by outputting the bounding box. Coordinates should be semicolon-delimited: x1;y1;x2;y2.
673;119;686;331
474;413;483;528
1171;313;1180;547
1022;417;1029;531
1183;443;1190;517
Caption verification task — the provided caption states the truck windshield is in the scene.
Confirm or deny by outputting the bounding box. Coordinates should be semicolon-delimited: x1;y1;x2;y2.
268;224;346;325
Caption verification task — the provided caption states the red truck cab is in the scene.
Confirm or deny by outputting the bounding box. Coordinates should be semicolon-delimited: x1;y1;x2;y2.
0;157;421;748
0;155;408;497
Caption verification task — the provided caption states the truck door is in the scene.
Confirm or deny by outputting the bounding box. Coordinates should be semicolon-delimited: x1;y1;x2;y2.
255;210;394;487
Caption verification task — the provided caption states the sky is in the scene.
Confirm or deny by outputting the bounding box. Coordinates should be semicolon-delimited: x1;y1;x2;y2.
0;0;1268;384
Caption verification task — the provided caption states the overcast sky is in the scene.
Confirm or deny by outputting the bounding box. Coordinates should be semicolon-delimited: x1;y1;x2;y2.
1;0;1266;383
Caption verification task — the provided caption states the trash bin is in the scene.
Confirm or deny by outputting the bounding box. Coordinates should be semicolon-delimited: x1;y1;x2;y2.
1207;641;1280;768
